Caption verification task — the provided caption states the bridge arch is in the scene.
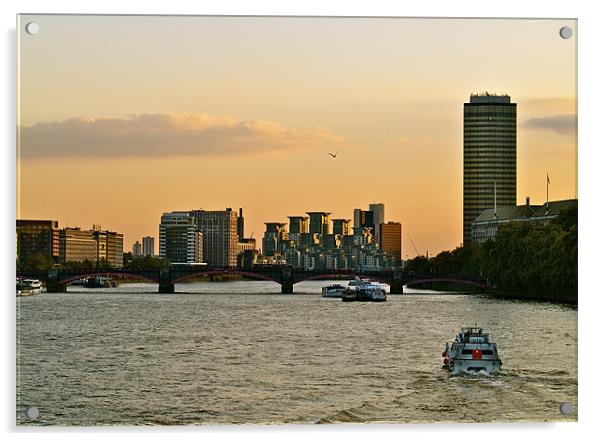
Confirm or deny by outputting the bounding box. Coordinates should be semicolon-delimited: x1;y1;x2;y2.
171;269;280;285
59;271;157;285
295;272;392;286
405;277;487;290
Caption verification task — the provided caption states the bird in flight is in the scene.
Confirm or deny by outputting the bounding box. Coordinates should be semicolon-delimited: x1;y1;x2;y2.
328;150;339;158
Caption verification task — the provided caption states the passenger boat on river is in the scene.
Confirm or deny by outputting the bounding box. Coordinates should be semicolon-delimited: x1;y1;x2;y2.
442;326;502;374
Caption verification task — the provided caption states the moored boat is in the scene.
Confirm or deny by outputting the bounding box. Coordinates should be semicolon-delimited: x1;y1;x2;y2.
347;276;371;287
85;276;119;288
321;284;346;298
342;279;387;302
16;278;43;296
442;326;502;374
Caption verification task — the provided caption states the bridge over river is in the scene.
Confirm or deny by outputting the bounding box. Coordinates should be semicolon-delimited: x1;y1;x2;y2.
18;265;488;294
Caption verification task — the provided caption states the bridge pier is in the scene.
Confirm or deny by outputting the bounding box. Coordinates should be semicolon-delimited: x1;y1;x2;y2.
390;270;404;294
46;269;67;293
158;268;175;293
280;266;294;294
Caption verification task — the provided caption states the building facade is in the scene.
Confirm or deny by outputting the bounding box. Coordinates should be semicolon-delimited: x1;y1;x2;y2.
471;198;577;243
332;218;351;236
142;236;155;256
189;208;238;267
16;219;60;263
288;216;309;235
463;94;517;244
132;241;142;256
237;208;244;239
369;203;385;244
307;212;331;235
159;212;203;264
353;208;374;236
94;228;124;268
262;222;288;256
380;222;402;267
59;228;98;264
237;237;256;255
59;226;123;267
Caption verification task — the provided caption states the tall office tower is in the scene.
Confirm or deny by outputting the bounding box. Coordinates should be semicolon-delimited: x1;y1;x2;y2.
380;222;402;267
369;203;385;244
262;222;288;256
463;94;516;244
16;219;60;263
306;212;331;235
332;219;351;236
189;208;238;267
132;241;142;256
159;212;203;264
237;208;244;240
353;208;374;236
142;236;155;256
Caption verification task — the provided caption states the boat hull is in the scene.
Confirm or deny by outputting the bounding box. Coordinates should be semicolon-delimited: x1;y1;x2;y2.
341;290;387;302
322;291;344;298
447;359;502;374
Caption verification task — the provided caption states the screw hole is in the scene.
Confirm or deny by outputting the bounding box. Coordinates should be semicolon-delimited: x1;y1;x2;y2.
25;22;40;35
559;26;573;39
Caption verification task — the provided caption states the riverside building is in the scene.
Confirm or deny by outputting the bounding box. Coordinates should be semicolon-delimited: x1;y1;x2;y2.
380;222;402;267
59;226;124;267
287;216;309;242
16;219;60;263
332;218;352;236
353;209;374;236
369;203;385;244
262;222;288;257
132;241;142;256
189;208;239;267
471;198;577;243
142;236;155;256
463;93;517;244
307;212;331;235
159;212;203;264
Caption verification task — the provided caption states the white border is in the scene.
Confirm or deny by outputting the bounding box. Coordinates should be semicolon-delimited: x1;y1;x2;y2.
2;1;600;440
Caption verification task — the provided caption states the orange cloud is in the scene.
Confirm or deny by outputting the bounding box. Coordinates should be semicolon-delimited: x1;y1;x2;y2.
19;112;346;158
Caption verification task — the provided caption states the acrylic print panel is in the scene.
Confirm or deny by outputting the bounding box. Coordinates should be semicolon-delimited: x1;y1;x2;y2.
16;15;577;425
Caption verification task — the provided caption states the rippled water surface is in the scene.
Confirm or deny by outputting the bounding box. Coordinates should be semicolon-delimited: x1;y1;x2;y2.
16;281;577;425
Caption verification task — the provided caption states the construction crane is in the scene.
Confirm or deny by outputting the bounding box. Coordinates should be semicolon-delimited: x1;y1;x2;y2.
407;233;422;257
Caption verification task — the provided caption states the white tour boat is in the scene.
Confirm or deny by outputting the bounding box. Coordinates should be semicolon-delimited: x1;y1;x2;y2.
16;278;43;296
321;284;347;298
342;278;387;302
442;326;502;374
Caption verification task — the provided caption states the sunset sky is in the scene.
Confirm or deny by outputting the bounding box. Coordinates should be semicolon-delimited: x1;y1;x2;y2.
17;15;577;256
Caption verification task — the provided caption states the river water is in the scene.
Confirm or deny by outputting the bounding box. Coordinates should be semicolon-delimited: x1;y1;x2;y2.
16;281;577;425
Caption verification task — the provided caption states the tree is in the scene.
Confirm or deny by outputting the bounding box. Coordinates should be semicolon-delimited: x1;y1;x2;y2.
406;205;577;298
125;254;170;269
18;253;56;271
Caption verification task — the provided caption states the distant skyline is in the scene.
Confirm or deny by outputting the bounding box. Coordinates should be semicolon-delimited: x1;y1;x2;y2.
17;15;577;256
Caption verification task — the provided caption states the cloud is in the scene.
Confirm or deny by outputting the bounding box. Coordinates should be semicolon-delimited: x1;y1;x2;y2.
19;112;346;158
522;114;576;135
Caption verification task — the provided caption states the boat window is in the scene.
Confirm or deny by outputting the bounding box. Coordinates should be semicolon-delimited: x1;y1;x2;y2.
461;350;473;355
